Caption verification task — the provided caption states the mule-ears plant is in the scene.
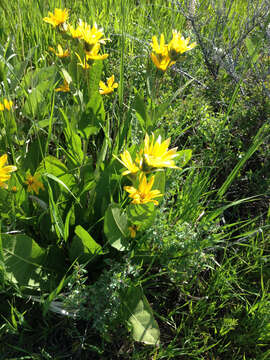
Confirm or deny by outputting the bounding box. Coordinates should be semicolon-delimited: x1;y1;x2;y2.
0;6;194;345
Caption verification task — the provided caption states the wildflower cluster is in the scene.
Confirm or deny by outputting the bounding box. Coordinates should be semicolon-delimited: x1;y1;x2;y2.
150;30;196;71
116;133;179;207
43;8;117;94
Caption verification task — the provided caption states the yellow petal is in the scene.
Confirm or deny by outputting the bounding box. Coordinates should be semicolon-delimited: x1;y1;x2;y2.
0;154;8;167
107;75;115;87
4;99;13;110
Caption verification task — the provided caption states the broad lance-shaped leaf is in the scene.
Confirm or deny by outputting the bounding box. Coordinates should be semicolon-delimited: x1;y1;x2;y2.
78;61;105;138
36;156;76;208
45;173;80;205
60;108;84;166
69;225;103;263
37;155;75;192
1;234;46;288
93;161;122;221
121;286;160;345
133;88;152;132
127;202;156;231
153;171;165;194
21;65;57;117
104;204;129;251
78;92;105;138
20;136;47;174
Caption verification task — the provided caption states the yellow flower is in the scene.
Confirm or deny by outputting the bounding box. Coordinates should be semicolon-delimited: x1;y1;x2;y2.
142;133;179;169
43;8;69;27
68;24;82;39
150;31;195;70
75;53;91;70
82;22;107;47
150;34;175;71
115;150;140;176
99;75;118;95
55;79;70;92
150;52;175;72
0;99;13;111
69;20;89;39
151;34;168;56
25;173;45;195
69;21;107;49
11;186;17;192
168;30;196;60
49;44;70;58
4;99;13;110
0;154;17;189
124;174;162;205
85;43;109;61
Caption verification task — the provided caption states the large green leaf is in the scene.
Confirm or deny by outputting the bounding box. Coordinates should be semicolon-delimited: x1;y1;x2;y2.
21;65;57;90
60;108;84;166
78;92;105;138
1;234;46;288
121;286;160;345
127;202;156;230
21;136;47;174
23;80;52;117
21;66;56;117
69;225;103;263
92;160;122;221
153;171;166;195
88;59;103;95
104;204;129;251
9;47;36;92
37;155;75;194
78;60;105;138
133;88;151;131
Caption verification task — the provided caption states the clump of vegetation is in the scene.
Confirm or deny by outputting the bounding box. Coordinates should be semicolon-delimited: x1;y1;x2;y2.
0;0;269;359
